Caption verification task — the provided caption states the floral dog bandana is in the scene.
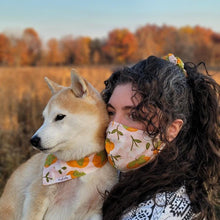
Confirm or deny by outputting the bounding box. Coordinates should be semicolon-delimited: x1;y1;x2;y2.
105;121;165;172
43;150;107;185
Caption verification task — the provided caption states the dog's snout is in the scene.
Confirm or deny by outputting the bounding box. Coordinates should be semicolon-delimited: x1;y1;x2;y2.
30;136;41;148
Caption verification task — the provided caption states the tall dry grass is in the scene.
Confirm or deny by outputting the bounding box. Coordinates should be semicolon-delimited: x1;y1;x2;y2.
0;65;219;201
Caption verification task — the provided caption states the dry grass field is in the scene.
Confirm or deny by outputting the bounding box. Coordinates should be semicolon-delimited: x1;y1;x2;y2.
0;65;219;197
0;65;113;130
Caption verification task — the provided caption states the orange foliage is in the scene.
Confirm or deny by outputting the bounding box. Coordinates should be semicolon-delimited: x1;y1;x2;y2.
22;28;42;65
11;39;29;66
0;34;11;65
73;37;91;65
60;35;75;65
135;24;162;59
192;26;214;63
46;38;63;65
157;25;178;56
103;28;137;64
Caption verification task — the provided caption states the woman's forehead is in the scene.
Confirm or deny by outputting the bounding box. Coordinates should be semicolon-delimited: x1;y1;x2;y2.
109;83;140;107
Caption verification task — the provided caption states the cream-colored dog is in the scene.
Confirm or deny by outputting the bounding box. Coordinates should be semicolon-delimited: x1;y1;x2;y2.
0;70;117;220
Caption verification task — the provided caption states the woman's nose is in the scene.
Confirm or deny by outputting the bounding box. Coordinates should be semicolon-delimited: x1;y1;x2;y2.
111;113;123;124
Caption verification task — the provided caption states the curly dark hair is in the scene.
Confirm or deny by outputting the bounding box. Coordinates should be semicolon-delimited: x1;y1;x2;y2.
101;56;220;220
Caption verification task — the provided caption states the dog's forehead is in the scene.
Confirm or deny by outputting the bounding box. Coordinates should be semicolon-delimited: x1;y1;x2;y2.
45;87;105;116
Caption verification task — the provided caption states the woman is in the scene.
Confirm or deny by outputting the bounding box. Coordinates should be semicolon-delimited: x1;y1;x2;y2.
102;54;220;219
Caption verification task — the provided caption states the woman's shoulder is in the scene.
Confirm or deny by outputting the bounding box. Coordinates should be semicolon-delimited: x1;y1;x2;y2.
159;186;194;220
122;186;194;220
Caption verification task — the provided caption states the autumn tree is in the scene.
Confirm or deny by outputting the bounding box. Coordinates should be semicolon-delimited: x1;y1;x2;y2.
0;34;11;65
60;36;75;65
211;33;220;65
46;38;63;65
73;37;91;65
22;28;41;65
192;26;213;63
173;26;214;64
10;37;29;66
135;25;162;60
90;38;104;64
173;26;196;62
157;25;178;56
103;29;137;64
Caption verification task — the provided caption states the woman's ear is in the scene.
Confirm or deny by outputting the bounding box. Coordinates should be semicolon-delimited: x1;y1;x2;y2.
167;119;183;142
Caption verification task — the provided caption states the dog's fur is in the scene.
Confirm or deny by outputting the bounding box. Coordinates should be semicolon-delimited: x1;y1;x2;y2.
0;70;117;220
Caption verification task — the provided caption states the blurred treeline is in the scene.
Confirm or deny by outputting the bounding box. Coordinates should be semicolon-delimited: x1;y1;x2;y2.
0;24;220;67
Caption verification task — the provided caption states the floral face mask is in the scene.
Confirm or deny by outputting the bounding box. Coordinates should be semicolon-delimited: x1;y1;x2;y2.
105;121;165;172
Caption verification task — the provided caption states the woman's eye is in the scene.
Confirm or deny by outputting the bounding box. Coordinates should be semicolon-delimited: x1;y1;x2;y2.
129;112;136;121
107;111;114;116
55;114;66;121
129;114;134;120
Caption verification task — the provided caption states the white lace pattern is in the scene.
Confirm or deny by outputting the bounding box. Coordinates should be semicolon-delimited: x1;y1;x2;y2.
121;186;194;220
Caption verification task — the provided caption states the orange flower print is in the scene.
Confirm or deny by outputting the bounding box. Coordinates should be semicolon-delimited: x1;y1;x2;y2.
67;157;89;168
92;151;107;168
105;138;115;153
67;170;86;179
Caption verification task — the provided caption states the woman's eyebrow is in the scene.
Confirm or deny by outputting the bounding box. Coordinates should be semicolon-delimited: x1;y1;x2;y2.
122;106;133;110
107;103;115;109
107;103;134;111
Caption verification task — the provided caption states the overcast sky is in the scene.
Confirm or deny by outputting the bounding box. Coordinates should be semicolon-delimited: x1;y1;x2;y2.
0;0;220;42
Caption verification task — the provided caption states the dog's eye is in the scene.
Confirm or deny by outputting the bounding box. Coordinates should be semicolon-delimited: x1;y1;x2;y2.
55;114;66;121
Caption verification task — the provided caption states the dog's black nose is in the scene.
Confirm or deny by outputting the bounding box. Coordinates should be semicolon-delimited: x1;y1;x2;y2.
30;136;41;148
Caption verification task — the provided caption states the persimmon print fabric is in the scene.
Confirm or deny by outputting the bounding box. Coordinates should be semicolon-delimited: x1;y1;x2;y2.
43;150;107;185
105;121;165;172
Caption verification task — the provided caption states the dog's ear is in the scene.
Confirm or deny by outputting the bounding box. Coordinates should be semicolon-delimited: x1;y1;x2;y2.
44;77;63;94
71;69;88;97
